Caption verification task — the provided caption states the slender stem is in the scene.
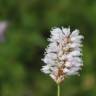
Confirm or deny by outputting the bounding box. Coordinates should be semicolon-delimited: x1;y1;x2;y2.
57;84;60;96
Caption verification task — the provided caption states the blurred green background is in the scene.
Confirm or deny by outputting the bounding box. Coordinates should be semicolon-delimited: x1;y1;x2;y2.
0;0;96;96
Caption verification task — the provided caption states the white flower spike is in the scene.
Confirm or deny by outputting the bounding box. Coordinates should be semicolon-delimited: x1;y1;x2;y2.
41;27;84;84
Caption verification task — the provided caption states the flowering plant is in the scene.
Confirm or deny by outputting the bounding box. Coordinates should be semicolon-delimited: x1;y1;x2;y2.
41;27;84;96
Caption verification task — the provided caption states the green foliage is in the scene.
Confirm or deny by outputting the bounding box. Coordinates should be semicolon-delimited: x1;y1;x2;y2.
0;0;96;96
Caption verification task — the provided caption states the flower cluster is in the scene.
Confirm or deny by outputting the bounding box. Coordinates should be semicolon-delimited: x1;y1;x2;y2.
41;27;84;84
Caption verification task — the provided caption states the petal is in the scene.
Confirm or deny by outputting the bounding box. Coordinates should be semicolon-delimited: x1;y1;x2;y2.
68;43;83;48
70;29;79;37
46;43;59;53
45;53;57;60
49;28;64;42
71;35;84;42
50;74;56;81
41;65;51;74
69;50;82;56
42;58;55;65
62;27;70;36
65;62;71;67
63;68;70;73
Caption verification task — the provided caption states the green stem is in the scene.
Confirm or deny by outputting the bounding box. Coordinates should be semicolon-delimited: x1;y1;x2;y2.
57;84;60;96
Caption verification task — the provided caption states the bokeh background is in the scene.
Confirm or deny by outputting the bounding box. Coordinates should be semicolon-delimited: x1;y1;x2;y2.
0;0;96;96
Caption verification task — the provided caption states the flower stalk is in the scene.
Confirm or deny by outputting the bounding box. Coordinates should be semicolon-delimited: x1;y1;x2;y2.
57;84;60;96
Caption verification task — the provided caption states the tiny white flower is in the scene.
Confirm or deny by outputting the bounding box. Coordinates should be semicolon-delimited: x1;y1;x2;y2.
41;65;51;74
62;27;70;36
41;27;84;84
